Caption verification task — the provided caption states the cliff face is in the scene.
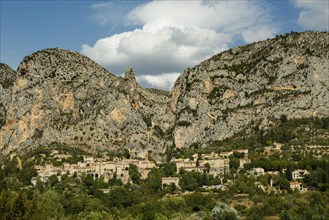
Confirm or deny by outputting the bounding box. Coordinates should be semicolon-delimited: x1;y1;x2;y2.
172;32;329;148
0;49;174;158
1;32;328;157
0;64;17;129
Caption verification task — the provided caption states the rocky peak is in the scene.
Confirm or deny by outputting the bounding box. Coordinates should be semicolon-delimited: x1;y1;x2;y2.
124;67;137;82
122;67;139;110
0;63;16;89
17;48;117;86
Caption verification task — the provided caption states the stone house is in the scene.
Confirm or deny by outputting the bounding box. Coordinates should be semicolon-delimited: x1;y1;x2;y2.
173;158;195;173
290;181;301;191
220;151;233;158
201;158;230;175
290;181;308;192
201;152;219;159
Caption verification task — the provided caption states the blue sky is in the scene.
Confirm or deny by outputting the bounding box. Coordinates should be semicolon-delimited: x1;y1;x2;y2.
1;0;328;90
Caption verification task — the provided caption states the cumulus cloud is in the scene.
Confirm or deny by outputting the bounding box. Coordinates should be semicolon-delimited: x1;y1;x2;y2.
128;1;271;33
81;16;231;88
136;73;181;90
294;0;329;30
82;0;278;90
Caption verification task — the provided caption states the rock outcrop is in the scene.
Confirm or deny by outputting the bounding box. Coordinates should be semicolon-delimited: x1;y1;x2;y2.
0;31;328;157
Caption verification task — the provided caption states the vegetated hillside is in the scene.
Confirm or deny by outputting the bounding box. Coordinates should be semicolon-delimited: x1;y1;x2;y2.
172;116;329;161
0;31;328;158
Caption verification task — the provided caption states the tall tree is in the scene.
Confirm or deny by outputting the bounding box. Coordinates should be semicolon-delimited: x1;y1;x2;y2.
129;164;141;184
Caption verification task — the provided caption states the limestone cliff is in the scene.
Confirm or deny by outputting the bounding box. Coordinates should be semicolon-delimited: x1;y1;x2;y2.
0;31;328;157
0;64;17;129
0;48;173;158
172;31;329;148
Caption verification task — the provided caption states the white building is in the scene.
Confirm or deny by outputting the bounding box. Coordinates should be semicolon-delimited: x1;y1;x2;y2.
292;169;309;181
250;168;265;176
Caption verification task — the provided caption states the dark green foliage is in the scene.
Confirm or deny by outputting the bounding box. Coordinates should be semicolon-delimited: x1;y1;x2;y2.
153;125;164;137
143;115;152;127
261;197;284;216
48;174;59;186
161;162;177;177
107;148;130;159
177;120;192;127
204;163;211;174
233;151;245;159
229;157;240;171
138;200;164;220
227;62;255;76
165;126;175;137
280;114;288;124
180;171;211;191
249;205;265;220
208;87;221;100
273;176;290;190
108;186;132;208
303;159;329;191
184;192;215;212
146;168;163;192
285;166;293;181
129;163;141;184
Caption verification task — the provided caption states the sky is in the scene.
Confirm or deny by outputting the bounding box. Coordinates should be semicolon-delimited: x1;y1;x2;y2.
1;0;328;90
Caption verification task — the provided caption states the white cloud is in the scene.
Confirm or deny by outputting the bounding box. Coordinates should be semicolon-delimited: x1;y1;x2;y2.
294;0;329;30
136;73;181;90
82;0;278;90
128;0;272;33
81;16;231;76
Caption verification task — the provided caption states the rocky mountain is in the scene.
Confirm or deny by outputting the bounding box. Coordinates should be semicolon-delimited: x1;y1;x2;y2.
1;31;328;159
172;31;329;149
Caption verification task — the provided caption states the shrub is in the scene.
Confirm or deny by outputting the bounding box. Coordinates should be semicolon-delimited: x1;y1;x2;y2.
177;121;191;127
212;203;240;220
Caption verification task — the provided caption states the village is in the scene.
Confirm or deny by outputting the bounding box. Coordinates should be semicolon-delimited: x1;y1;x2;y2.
31;146;311;193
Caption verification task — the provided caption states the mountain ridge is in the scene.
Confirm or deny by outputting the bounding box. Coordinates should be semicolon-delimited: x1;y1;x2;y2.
1;31;328;159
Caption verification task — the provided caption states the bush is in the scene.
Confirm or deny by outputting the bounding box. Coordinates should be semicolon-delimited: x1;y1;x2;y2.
177;121;191;127
212;203;240;220
143;116;152;127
